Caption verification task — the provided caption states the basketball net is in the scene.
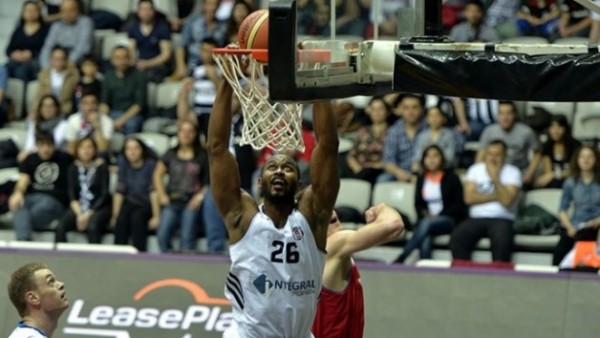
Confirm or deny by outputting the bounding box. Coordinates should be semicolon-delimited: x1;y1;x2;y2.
213;52;305;152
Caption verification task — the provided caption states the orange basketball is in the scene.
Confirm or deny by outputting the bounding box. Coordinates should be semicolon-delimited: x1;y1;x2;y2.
237;9;269;49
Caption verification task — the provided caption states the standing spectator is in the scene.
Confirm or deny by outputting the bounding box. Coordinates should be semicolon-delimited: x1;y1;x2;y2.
484;0;520;39
128;0;173;83
346;96;389;185
476;101;541;187
65;92;113;155
55;137;111;244
100;46;147;136
18;95;68;162
112;137;160;252
39;0;94;69
552;145;600;265
450;140;522;263
556;0;591;39
5;1;50;82
453;97;499;142
154;119;209;253
32;46;79;116
412;106;457;172
177;38;221;139
173;0;227;79
225;0;253;43
535;114;581;188
516;0;560;39
0;66;7;127
395;145;466;263
8;131;73;241
380;94;425;182
449;0;500;42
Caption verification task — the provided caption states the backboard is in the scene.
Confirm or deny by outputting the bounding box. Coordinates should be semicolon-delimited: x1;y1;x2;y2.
267;0;600;102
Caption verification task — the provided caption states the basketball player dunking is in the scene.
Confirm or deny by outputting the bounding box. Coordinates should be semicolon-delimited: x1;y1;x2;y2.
207;79;339;337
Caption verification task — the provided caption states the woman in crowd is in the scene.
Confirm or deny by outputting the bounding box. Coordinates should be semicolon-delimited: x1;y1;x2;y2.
552;145;600;265
5;0;49;82
18;94;67;162
112;137;160;252
55;137;111;244
345;96;390;185
225;0;253;44
154;119;209;253
395;145;466;263
535;114;581;188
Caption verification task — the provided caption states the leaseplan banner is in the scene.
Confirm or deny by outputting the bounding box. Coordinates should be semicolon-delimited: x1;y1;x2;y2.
0;252;233;338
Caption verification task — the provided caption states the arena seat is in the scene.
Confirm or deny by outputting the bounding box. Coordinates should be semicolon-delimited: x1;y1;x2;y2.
372;182;417;224
92;0;133;20
338;137;354;153
336;178;372;214
572;110;600;142
525;101;575;122
155;81;183;109
6;78;25;119
523;188;562;217
0;128;27;150
101;32;129;60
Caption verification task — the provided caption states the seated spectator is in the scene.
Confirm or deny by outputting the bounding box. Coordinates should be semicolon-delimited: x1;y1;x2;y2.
552;145;600;265
112;137;159;252
370;0;408;37
535;114;581;188
556;0;591;39
346;96;389;185
74;56;102;109
9;131;73;241
65;92;113;155
128;0;173;83
0;65;6;127
153;119;209;253
32;46;79;116
39;0;93;69
450;140;522;263
177;37;221;139
174;0;227;79
19;95;68;162
483;0;520;39
380;94;425;183
516;0;560;39
476;101;541;187
55;137;111;244
5;1;49;82
100;47;147;136
395;145;467;263
225;0;253;43
412;106;457;172
450;0;500;42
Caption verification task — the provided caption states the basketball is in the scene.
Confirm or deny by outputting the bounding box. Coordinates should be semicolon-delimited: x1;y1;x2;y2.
237;9;269;49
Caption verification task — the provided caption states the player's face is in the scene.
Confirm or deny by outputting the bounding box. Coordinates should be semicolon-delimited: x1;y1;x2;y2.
577;147;596;172
327;211;342;234
423;147;443;172
484;144;506;167
37;141;55;160
260;155;299;203
32;269;69;314
498;103;517;130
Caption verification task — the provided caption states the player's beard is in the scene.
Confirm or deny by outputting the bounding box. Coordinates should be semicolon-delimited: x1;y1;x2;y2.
261;184;296;206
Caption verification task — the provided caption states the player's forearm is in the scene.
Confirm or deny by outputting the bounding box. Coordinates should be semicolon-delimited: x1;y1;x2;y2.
208;82;235;154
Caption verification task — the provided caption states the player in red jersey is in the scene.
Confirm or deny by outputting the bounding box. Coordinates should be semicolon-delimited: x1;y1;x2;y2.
312;203;404;338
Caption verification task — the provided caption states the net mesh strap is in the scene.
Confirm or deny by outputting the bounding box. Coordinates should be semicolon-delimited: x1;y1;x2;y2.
213;53;305;152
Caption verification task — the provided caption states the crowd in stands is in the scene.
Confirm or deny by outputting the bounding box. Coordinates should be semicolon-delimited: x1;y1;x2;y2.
0;0;599;268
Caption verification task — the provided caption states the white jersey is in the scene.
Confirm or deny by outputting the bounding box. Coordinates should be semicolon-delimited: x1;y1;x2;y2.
224;205;325;338
8;322;48;338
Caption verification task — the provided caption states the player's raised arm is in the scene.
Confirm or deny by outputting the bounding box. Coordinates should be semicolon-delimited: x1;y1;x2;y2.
207;80;256;244
299;101;340;250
